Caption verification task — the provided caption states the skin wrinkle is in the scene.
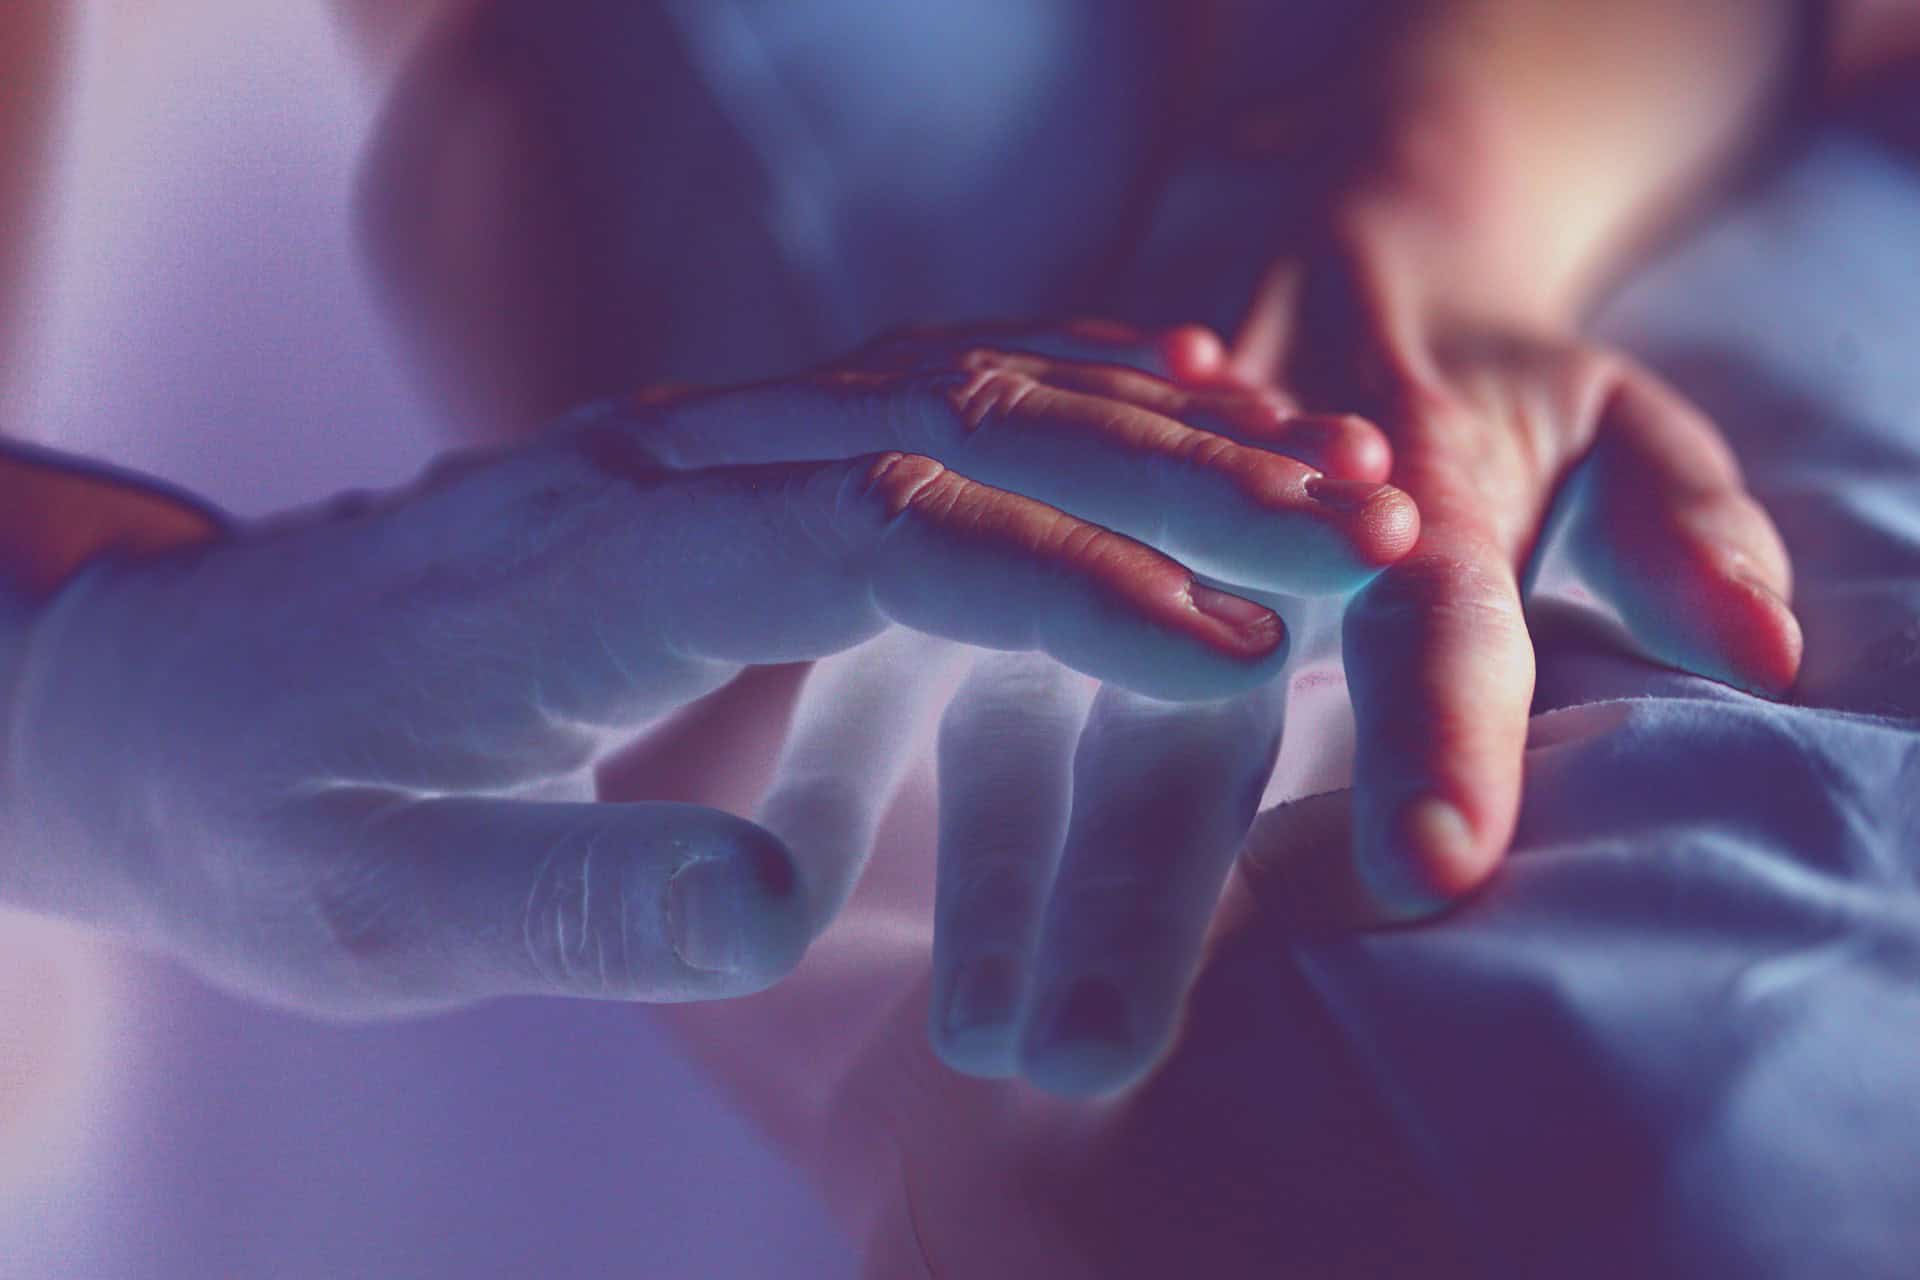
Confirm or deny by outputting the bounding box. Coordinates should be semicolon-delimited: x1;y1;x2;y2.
897;461;970;529
957;367;1041;435
523;824;583;992
863;452;943;519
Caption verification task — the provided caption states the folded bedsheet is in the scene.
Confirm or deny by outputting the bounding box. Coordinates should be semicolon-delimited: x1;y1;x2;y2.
655;126;1920;1279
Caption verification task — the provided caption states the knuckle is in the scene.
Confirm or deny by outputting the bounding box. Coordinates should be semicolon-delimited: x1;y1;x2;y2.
859;451;950;518
946;366;1041;434
1045;517;1114;569
1180;430;1241;473
1350;553;1518;631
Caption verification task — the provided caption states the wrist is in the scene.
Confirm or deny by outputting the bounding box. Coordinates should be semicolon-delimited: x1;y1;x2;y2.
0;446;226;920
1291;0;1804;334
1311;82;1606;337
1296;199;1570;387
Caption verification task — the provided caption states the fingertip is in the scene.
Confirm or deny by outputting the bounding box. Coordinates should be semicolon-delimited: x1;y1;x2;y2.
928;950;1023;1079
1305;479;1421;570
1018;975;1149;1099
1297;413;1394;483
663;814;811;990
1160;325;1228;384
1360;796;1502;921
1708;567;1805;698
1360;486;1423;568
1759;591;1806;697
1608;545;1807;701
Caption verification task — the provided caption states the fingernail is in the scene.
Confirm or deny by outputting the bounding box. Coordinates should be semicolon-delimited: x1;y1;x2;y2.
1726;567;1804;698
1189;583;1283;652
943;952;1018;1040
1305;477;1386;513
667;858;746;973
1362;798;1474;918
1037;976;1132;1055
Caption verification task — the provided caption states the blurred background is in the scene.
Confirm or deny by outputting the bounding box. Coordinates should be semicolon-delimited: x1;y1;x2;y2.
0;2;852;1275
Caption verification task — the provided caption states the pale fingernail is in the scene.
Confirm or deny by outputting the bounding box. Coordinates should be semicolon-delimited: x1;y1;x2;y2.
667;858;748;973
1305;477;1387;513
1363;798;1473;918
1189;583;1283;651
1728;566;1804;697
943;952;1018;1041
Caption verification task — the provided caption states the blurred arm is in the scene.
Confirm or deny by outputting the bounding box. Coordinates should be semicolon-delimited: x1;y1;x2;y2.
1294;0;1808;330
0;1;68;397
0;448;223;800
0;449;223;600
0;5;219;713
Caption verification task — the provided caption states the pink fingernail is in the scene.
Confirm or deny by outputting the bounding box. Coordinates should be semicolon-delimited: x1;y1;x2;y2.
1189;583;1283;651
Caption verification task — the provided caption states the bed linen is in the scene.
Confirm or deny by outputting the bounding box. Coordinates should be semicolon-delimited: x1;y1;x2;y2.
653;117;1920;1280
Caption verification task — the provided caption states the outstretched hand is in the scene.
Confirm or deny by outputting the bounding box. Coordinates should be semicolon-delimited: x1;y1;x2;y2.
727;327;1412;1097
918;260;1800;1097
1235;235;1802;914
0;322;1411;1017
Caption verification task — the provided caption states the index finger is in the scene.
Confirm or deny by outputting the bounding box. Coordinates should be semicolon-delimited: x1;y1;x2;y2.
621;360;1420;597
1343;499;1534;914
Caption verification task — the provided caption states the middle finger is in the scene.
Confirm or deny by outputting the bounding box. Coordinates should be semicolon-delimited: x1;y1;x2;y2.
1014;682;1285;1097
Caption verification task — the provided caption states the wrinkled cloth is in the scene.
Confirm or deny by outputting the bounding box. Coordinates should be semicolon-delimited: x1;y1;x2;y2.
655;122;1920;1280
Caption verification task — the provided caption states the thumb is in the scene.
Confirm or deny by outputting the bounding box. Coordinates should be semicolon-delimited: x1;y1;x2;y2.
293;794;812;1011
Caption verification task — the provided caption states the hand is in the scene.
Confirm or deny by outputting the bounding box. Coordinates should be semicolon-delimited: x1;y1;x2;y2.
0;323;1412;1017
706;325;1407;1097
1234;226;1803;913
